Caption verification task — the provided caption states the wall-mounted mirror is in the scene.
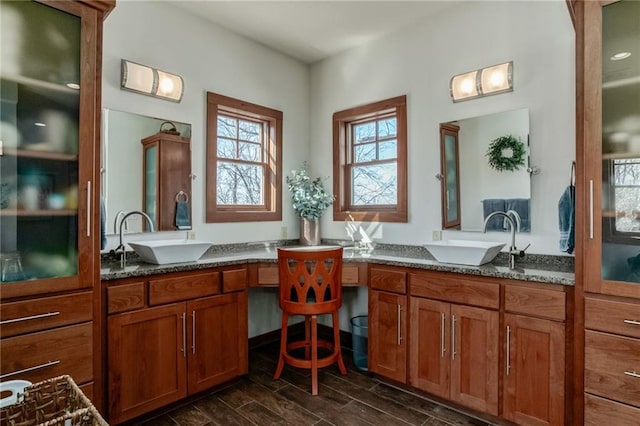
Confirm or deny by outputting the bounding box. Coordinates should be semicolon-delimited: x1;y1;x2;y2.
102;109;192;234
439;108;531;233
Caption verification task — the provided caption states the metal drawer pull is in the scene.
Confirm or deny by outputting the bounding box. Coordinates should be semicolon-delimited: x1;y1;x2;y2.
623;319;640;326
0;311;60;325
86;181;91;237
0;360;60;379
397;304;402;346
624;371;640;378
451;315;456;361
506;325;511;376
441;312;446;358
192;311;196;354
589;180;594;240
181;313;186;358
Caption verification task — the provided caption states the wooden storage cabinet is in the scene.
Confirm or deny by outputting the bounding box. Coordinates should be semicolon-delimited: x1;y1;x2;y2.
369;266;407;382
106;267;248;424
408;272;499;416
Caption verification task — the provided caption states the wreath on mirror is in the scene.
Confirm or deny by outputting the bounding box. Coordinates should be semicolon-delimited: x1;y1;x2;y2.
485;134;526;172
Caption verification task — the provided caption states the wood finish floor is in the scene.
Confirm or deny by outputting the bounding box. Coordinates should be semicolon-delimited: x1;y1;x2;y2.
135;342;492;426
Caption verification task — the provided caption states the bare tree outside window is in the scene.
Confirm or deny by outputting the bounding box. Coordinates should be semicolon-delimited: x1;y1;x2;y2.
612;158;640;233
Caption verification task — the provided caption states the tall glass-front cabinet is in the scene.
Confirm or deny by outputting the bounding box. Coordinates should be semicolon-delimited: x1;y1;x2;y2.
0;0;114;411
575;0;640;424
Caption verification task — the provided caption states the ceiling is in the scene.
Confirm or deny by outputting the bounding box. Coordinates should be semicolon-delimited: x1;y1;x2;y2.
167;1;462;64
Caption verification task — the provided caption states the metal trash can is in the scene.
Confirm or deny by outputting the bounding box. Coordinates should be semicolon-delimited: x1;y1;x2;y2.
350;315;368;371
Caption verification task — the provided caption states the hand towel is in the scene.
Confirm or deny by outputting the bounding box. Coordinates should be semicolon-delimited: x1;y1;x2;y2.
175;200;191;230
482;199;506;231
505;198;531;232
558;185;575;254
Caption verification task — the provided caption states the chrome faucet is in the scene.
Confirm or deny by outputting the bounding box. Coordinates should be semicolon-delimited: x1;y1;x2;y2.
505;210;522;232
114;211;155;266
483;211;529;269
113;210;127;234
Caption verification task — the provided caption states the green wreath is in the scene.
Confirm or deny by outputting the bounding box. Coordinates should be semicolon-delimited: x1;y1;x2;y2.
485;135;526;172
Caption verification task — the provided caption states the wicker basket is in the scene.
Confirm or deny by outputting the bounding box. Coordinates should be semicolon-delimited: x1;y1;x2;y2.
0;375;108;426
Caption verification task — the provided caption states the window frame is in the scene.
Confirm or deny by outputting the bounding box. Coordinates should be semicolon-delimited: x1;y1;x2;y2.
206;92;282;223
603;156;640;242
332;95;408;222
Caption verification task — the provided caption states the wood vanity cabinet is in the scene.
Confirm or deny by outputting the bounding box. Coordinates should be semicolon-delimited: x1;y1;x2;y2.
368;266;407;382
106;267;248;424
0;0;113;411
408;272;499;416
575;0;640;423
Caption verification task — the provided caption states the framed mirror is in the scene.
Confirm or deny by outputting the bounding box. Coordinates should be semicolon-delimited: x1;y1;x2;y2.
439;108;531;232
102;109;192;234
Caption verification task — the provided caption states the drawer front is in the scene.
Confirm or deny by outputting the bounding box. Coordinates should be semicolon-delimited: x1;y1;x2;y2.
108;282;145;314
0;323;93;385
257;265;279;286
585;296;640;338
0;292;93;338
255;264;364;287
222;268;247;293
504;284;565;321
149;272;219;305
409;273;499;309
585;330;640;408
585;393;640;425
370;267;406;294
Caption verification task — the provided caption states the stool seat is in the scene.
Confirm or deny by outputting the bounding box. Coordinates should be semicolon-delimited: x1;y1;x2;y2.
273;247;347;395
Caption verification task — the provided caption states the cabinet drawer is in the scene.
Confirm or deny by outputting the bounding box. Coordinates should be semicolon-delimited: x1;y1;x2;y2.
370;267;406;294
505;284;565;321
108;282;145;314
0;292;92;338
222;268;247;293
409;273;498;309
585;296;640;338
585;330;640;408
585;393;640;425
0;323;93;385
254;263;365;287
149;272;219;305
257;264;279;286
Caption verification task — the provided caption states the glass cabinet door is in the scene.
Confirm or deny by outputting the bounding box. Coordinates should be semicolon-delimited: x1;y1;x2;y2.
0;1;93;291
144;143;158;230
440;124;461;229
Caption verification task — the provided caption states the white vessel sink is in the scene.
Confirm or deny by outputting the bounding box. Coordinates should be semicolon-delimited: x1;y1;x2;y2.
128;239;213;265
424;239;506;266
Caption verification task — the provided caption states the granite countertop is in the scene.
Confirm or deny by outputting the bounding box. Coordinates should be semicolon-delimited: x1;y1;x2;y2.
101;242;575;286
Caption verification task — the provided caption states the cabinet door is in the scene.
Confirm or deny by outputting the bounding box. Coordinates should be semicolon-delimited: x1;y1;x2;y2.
503;313;565;425
108;304;187;424
450;304;498;416
0;0;98;299
409;297;450;398
369;290;406;382
187;291;248;394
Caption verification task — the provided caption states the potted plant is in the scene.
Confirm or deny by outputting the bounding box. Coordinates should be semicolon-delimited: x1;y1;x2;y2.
286;162;334;245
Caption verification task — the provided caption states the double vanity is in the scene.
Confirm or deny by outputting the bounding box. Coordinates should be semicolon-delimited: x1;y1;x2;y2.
101;240;574;425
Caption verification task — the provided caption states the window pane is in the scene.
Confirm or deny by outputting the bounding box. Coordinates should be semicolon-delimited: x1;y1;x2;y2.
217;161;264;205
379;139;397;160
377;117;397;138
239;120;260;142
217;138;236;159
354;122;375;144
352;163;397;205
613;158;640;232
354;142;376;163
218;116;237;138
238;142;260;162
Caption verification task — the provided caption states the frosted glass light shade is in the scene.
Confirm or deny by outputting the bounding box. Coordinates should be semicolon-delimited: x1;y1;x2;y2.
480;62;513;95
450;61;513;102
121;59;184;102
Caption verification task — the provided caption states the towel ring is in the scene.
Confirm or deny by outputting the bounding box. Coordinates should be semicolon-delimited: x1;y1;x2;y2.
176;191;189;203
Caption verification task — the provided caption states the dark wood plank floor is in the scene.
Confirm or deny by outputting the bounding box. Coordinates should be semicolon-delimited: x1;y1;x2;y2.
135;342;492;426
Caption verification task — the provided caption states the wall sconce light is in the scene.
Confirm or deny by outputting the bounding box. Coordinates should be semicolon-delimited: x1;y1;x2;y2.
120;59;184;102
450;61;513;102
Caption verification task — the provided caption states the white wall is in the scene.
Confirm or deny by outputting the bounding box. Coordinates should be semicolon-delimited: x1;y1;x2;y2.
311;0;575;255
102;1;310;249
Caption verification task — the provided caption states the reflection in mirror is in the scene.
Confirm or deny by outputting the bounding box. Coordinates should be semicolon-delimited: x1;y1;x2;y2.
102;109;192;235
440;108;530;232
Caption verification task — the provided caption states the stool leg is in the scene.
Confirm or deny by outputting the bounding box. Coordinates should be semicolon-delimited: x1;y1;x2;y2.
311;314;318;395
333;311;347;375
274;312;288;380
304;316;311;360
